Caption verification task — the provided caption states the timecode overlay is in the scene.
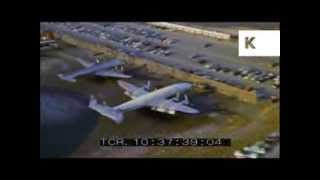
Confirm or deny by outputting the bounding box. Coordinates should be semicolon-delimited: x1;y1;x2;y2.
99;138;231;147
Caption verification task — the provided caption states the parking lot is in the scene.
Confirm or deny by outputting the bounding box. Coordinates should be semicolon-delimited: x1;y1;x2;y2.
41;22;279;100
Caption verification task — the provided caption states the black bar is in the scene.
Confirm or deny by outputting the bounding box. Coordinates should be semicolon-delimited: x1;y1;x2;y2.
100;138;231;147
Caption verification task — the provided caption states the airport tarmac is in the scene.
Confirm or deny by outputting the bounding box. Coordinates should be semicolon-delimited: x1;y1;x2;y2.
40;39;279;158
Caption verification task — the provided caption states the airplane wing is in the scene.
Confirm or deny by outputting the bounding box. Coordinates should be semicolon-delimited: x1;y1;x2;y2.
58;60;131;82
117;80;148;99
74;57;95;68
58;67;97;82
95;70;131;78
40;40;55;46
148;99;199;114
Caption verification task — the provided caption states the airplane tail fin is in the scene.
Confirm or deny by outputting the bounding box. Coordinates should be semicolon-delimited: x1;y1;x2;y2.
144;80;151;90
88;95;124;124
57;74;77;83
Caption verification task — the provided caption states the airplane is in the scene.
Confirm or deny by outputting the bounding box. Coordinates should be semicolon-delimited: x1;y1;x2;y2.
57;59;131;82
40;40;56;46
40;40;58;49
88;80;200;124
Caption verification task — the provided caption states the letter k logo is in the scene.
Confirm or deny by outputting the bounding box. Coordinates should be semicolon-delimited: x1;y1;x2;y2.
245;37;255;49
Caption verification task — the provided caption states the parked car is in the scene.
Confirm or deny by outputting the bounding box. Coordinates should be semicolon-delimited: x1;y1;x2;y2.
243;145;266;155
256;77;267;84
163;50;172;56
222;67;232;73
190;54;204;59
265;132;280;143
203;64;212;69
234;150;258;159
250;75;258;81
267;73;276;79
204;43;212;48
233;70;241;76
241;70;249;77
198;59;208;65
254;70;262;75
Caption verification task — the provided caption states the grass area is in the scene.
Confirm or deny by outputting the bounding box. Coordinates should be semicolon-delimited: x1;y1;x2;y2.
143;102;279;158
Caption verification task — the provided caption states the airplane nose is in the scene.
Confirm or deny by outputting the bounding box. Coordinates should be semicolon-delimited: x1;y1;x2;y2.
182;83;192;89
177;83;192;91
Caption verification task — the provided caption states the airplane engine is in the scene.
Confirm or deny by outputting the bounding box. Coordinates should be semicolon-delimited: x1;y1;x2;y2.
124;91;131;97
167;109;176;115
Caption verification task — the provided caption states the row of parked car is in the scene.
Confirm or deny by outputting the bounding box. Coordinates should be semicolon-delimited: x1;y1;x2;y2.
108;24;176;57
234;132;280;158
189;54;280;89
211;64;278;86
184;67;246;90
111;24;170;43
49;23;174;57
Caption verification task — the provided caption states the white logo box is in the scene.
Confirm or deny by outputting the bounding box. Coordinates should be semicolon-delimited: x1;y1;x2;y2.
239;30;280;57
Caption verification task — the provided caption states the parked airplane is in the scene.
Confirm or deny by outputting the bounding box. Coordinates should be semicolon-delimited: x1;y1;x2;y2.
40;40;56;47
40;40;58;50
58;59;131;82
88;80;199;124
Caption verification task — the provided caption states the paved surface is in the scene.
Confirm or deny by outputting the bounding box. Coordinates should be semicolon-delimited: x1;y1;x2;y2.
41;22;279;99
174;22;280;37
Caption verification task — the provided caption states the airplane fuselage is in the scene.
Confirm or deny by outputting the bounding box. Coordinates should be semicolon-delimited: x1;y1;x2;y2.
64;59;123;78
114;83;192;112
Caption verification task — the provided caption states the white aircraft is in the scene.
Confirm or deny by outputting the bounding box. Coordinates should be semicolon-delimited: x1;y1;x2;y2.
58;59;131;82
88;80;199;124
